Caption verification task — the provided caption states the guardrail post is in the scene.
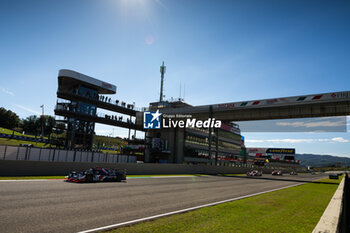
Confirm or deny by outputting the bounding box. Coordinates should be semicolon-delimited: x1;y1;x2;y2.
52;149;56;161
91;151;94;162
24;147;29;160
27;147;32;160
16;146;20;160
38;148;42;161
73;150;76;162
48;148;51;161
3;145;7;160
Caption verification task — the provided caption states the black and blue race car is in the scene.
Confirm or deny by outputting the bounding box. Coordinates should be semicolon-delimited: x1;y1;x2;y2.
66;167;126;183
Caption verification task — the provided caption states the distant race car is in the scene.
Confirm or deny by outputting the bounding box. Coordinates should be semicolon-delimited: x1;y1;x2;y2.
247;170;262;176
290;171;298;175
66;167;126;183
272;170;283;176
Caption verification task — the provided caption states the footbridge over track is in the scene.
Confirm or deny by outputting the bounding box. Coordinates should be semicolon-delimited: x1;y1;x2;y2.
152;91;350;121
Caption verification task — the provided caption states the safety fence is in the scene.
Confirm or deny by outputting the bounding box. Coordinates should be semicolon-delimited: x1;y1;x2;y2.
0;145;136;163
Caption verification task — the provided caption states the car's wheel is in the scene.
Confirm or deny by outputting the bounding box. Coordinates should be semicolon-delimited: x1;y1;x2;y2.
116;174;122;182
86;174;93;183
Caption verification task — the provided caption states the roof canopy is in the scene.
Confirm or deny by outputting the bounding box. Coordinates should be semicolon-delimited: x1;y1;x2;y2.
58;69;116;94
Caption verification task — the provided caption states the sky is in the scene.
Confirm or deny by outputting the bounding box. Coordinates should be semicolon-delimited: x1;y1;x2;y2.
0;0;349;157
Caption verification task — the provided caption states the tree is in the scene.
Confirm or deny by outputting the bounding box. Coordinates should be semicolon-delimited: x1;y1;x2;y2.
44;115;56;136
21;115;40;135
21;115;57;137
0;107;20;129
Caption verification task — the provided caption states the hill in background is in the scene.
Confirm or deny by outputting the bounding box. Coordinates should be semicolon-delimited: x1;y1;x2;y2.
296;153;350;167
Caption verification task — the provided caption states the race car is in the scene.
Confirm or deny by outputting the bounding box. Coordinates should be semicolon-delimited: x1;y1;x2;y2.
247;170;262;176
272;170;283;176
290;171;298;175
66;167;126;183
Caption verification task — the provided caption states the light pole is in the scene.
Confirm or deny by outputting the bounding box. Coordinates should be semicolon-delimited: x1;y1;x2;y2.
40;105;44;138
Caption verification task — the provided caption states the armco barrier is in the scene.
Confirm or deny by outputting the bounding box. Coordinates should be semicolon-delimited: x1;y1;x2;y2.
0;160;278;176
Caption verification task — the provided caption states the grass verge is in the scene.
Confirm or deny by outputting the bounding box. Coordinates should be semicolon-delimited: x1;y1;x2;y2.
108;177;341;233
0;138;48;148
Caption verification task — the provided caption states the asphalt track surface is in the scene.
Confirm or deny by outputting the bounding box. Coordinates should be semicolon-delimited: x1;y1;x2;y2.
0;174;327;233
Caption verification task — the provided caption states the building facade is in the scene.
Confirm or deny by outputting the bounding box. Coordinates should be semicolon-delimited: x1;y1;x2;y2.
145;100;246;164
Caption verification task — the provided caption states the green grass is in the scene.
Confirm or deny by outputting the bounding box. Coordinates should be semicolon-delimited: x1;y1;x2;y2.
0;138;46;147
0;138;58;148
0;127;58;148
0;127;48;139
109;177;341;233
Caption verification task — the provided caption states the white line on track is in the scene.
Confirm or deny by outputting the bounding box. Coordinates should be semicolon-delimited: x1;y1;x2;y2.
77;182;303;233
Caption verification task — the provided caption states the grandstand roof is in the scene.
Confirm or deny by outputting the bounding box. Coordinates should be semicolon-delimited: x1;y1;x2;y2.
58;69;116;94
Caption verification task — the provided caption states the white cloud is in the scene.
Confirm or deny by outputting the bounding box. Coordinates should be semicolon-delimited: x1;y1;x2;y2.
245;139;265;143
246;139;314;143
1;88;14;96
246;137;349;144
276;120;344;128
331;137;349;143
13;104;41;115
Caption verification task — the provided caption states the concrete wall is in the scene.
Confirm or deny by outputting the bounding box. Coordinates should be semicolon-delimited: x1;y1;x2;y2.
0;160;284;176
0;145;137;164
312;175;347;233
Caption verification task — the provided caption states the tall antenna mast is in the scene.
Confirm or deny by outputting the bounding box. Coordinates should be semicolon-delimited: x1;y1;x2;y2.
159;61;166;102
179;81;182;100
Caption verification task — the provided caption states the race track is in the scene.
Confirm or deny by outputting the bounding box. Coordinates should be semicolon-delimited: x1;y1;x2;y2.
0;174;326;233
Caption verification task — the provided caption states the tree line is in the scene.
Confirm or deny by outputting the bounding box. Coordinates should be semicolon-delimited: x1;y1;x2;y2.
0;107;63;137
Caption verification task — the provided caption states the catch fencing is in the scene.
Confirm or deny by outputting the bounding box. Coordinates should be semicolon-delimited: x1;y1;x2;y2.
0;145;136;163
